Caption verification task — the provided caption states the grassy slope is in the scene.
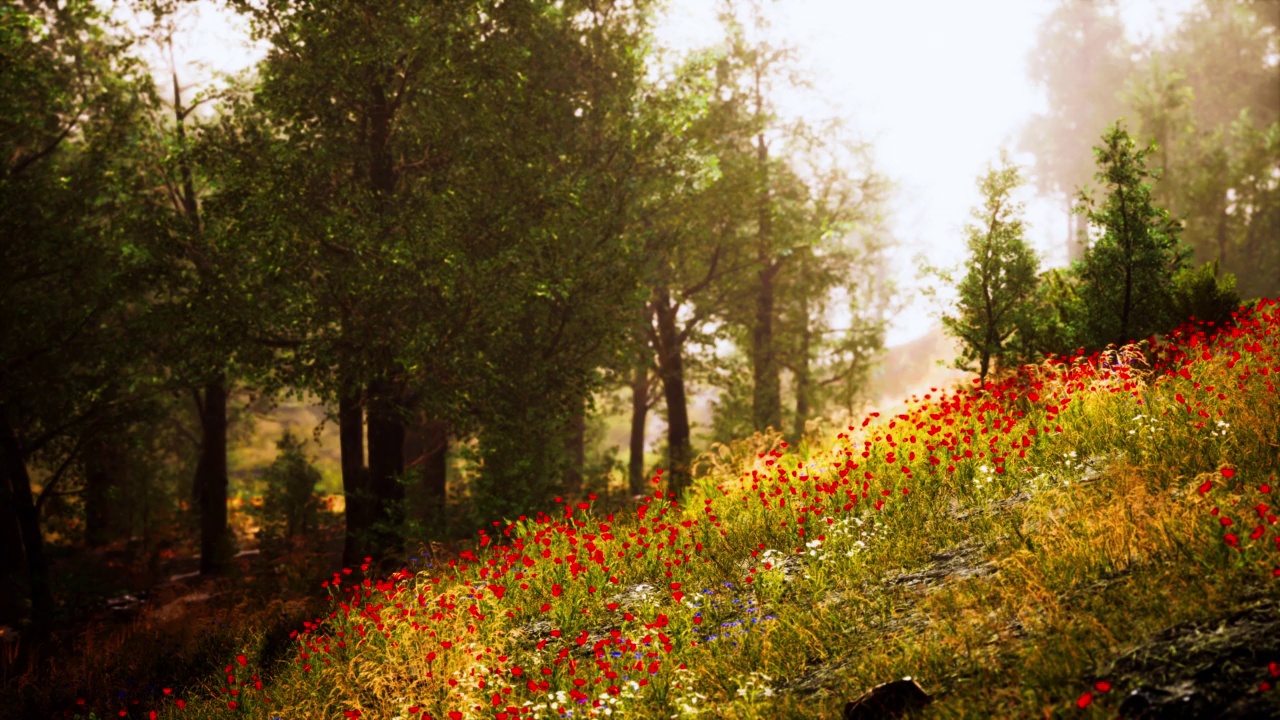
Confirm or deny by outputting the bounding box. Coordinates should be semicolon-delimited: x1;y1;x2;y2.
92;300;1280;719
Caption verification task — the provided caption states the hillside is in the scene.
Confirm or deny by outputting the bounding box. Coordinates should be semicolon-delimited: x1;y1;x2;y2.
31;299;1280;720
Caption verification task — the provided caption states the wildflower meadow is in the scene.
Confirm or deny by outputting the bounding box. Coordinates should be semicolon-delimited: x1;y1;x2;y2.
50;298;1280;719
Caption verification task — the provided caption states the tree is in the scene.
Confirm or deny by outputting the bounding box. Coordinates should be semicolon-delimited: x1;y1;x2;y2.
256;431;323;542
1019;0;1134;264
1124;0;1280;301
1169;259;1241;327
940;155;1040;380
772;133;893;438
226;0;655;552
625;46;757;497
1023;0;1279;300
1076;122;1190;349
1;0;158;634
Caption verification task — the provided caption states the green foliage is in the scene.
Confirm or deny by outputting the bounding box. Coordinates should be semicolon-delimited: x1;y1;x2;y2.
1027;0;1280;299
1010;267;1086;362
1169;260;1242;328
940;155;1040;379
254;431;322;543
1076;122;1190;349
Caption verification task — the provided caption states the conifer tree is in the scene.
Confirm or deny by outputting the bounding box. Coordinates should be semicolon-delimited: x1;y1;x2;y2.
942;155;1040;380
1076;122;1189;349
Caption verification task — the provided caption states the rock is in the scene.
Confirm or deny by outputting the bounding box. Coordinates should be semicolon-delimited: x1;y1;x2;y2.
950;490;1032;522
843;677;932;720
105;591;148;621
152;592;217;624
607;583;657;609
779;657;850;696
514;619;553;640
737;550;808;582
1117;682;1212;720
888;542;995;590
1096;597;1280;719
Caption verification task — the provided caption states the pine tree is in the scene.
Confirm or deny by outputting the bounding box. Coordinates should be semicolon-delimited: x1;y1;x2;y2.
1076;122;1190;349
942;155;1040;380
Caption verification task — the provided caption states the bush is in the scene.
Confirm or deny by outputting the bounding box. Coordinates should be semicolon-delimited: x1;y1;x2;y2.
1169;260;1240;328
255;431;322;543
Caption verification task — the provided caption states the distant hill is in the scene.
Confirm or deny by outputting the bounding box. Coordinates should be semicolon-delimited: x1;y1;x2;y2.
866;326;969;410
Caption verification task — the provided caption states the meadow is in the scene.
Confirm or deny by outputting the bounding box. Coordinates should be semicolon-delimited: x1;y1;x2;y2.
30;298;1278;719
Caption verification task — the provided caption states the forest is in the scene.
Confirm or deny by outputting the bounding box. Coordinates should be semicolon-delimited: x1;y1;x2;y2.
1;0;1278;718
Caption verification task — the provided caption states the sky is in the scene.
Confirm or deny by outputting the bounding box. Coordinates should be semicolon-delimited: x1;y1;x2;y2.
133;0;1197;346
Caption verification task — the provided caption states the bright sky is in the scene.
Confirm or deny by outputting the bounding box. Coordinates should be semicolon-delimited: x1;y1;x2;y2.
137;0;1196;346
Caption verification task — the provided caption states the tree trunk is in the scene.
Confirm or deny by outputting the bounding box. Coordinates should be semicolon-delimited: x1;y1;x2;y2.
653;289;692;496
339;389;367;568
365;380;405;563
403;418;447;535
628;358;649;496
564;400;585;496
793;306;812;445
1216;201;1229;269
752;259;782;432
0;411;54;637
0;472;24;629
753;130;782;433
1067;200;1078;264
195;378;229;576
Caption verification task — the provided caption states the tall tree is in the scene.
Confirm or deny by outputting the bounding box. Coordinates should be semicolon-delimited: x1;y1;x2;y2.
1;0;157;634
773;132;893;439
1124;0;1280;300
227;0;654;549
939;156;1040;380
1019;0;1133;264
633;48;759;496
1077;122;1189;349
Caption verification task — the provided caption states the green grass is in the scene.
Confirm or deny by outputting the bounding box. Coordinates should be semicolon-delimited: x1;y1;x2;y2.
46;299;1280;719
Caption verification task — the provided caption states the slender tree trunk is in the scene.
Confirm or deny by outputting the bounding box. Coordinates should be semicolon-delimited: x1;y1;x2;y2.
753;129;782;432
420;420;447;529
0;411;53;636
365;380;405;562
628;359;649;496
339;389;366;568
653;289;692;495
195;378;229;576
1216;202;1229;269
1067;199;1079;264
173;69;230;575
403;418;447;534
752;259;781;432
564;400;585;496
0;472;24;629
793;308;812;445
